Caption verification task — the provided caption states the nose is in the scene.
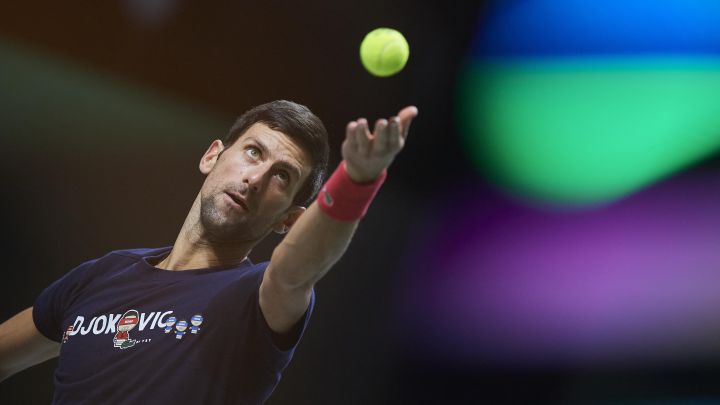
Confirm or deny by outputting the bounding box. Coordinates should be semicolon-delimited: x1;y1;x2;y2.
243;162;271;193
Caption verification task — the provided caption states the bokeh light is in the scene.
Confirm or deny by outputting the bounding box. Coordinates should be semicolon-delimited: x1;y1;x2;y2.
400;171;720;367
458;0;720;207
0;39;224;151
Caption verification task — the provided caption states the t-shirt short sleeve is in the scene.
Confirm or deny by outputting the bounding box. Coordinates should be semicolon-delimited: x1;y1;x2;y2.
32;259;98;342
249;285;315;371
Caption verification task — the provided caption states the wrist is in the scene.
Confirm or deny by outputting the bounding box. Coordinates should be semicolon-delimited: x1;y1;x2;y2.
343;161;384;184
317;160;387;221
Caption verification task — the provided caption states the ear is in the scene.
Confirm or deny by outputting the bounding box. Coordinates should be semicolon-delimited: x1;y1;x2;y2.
273;206;307;234
199;140;226;175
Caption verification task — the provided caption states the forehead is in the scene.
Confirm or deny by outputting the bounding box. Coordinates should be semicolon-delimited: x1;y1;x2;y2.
231;123;312;177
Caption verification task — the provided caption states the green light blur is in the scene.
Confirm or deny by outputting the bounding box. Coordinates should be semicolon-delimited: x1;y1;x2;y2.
0;40;226;151
459;58;720;206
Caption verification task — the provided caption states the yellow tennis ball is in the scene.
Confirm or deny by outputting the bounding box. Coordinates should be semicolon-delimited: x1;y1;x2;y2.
359;28;410;77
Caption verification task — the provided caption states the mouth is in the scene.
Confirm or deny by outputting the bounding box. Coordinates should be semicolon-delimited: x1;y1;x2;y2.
225;191;249;211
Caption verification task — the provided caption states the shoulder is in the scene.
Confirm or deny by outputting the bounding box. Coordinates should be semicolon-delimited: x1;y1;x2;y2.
104;246;172;261
249;260;271;281
66;246;171;278
86;246;172;268
249;260;270;274
230;260;270;287
212;260;270;300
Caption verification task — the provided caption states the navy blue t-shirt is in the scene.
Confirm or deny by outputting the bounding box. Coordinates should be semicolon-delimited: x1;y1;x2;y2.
32;246;314;405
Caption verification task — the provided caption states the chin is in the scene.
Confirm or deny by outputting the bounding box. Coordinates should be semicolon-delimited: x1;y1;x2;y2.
201;210;243;237
199;197;242;238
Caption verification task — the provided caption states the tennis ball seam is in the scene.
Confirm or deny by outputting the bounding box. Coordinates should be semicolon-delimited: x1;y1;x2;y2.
377;39;404;72
360;27;409;77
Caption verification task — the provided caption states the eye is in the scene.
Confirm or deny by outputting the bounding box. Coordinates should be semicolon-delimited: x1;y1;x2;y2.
276;170;290;183
245;147;260;160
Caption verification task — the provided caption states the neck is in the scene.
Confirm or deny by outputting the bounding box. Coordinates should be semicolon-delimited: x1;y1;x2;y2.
156;193;256;271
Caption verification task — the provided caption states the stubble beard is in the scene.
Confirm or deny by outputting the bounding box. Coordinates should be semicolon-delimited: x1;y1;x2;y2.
199;191;254;243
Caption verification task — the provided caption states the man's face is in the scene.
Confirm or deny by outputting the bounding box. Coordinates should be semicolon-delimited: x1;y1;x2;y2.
198;123;311;243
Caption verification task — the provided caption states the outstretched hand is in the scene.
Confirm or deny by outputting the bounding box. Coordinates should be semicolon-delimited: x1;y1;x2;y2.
342;106;419;183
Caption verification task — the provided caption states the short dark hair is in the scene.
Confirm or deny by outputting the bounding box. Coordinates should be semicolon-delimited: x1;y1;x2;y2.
223;100;330;207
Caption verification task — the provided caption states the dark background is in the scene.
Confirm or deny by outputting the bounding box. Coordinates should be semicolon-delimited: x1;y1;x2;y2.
2;1;720;404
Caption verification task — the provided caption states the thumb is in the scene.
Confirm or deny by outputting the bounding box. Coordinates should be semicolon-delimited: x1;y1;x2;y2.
397;106;418;139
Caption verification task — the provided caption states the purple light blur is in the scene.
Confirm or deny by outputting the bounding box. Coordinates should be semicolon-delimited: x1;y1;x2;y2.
399;171;720;367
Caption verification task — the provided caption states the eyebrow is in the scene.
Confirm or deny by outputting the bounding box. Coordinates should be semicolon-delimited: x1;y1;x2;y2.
245;136;303;181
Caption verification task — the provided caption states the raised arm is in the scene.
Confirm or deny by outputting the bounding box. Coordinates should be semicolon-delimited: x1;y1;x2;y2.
259;106;418;333
0;307;60;382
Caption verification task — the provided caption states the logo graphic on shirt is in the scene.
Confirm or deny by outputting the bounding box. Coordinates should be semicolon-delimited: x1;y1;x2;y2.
61;310;205;348
170;314;203;340
62;326;74;343
175;320;188;339
113;310;140;350
163;316;177;334
190;314;203;334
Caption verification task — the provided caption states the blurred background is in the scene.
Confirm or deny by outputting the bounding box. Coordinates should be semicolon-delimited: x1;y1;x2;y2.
2;0;720;403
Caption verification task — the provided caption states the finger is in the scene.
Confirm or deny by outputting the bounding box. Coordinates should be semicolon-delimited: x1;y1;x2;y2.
387;116;401;150
345;121;358;149
373;118;389;154
355;118;370;156
397;105;419;140
360;118;372;139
